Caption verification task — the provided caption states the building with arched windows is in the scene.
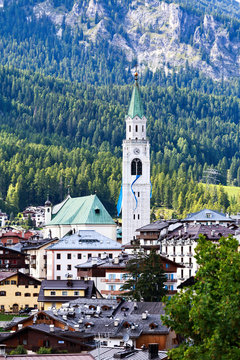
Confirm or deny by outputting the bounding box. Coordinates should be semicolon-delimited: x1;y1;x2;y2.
121;73;151;244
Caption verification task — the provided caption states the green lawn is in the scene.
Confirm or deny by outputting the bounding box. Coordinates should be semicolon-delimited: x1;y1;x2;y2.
0;314;27;321
201;183;240;199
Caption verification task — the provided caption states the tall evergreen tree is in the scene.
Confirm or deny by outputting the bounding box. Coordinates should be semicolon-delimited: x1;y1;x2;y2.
121;250;167;301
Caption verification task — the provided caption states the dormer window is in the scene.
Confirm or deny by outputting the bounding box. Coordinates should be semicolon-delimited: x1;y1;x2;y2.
123;321;131;328
85;322;94;328
95;207;100;214
206;213;212;218
149;322;158;329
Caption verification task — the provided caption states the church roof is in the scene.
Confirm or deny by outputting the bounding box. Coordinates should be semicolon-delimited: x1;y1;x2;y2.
46;195;115;226
128;76;144;119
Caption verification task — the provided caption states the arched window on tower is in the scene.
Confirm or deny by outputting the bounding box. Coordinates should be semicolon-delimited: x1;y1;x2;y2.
131;158;142;175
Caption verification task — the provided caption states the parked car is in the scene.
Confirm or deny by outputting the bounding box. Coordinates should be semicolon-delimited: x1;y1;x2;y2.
19;307;35;315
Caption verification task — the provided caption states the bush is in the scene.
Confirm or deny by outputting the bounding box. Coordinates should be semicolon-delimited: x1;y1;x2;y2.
10;345;27;355
37;347;52;354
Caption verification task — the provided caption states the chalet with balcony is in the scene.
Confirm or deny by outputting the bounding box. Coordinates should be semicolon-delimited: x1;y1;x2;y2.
0;245;26;270
0;323;95;353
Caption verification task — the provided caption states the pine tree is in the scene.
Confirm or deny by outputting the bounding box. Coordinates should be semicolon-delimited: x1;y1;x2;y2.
121;250;167;302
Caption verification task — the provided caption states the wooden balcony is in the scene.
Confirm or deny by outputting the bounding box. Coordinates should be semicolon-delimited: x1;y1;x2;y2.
137;234;159;240
167;290;177;295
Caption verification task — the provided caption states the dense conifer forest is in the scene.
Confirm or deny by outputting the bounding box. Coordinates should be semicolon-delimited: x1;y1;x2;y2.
0;66;240;217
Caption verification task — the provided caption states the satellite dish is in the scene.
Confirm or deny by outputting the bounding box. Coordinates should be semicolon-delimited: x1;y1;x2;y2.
123;333;129;343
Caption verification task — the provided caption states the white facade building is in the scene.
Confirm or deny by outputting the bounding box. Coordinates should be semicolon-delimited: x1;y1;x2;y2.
122;73;150;244
46;230;122;280
159;223;235;286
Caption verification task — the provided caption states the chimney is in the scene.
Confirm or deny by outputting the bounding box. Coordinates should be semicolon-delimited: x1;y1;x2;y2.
49;324;54;332
74;324;79;331
148;343;159;359
0;345;6;356
114;257;119;264
178;229;182;236
142;312;148;320
18;324;23;330
114;319;119;327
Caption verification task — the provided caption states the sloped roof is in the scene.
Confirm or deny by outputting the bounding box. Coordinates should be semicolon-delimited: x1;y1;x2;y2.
47;230;122;251
38;279;96;302
128;79;144;119
162;224;235;241
90;347;168;360
0;271;41;284
183;209;234;222
47;195;115;226
0;355;93;360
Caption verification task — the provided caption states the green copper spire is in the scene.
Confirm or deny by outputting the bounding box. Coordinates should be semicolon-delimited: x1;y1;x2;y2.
128;72;144;119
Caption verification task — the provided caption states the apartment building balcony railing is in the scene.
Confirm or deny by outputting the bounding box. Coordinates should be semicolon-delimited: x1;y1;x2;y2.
165;279;177;283
187;263;193;268
186;253;193;257
101;279;125;283
101;290;124;296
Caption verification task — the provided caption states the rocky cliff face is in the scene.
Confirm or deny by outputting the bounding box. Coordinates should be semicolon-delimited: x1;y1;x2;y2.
26;0;240;80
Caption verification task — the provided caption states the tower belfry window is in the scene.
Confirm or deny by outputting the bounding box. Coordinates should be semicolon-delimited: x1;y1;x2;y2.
135;125;138;132
131;158;142;175
129;125;131;132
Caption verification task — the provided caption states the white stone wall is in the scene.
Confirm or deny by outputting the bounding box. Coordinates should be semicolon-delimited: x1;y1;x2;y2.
44;223;117;241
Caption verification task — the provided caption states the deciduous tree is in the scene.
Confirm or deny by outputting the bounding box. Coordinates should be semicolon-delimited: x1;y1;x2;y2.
162;235;240;360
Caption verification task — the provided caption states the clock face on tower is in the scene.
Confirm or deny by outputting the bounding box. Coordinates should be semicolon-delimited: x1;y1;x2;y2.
134;148;140;155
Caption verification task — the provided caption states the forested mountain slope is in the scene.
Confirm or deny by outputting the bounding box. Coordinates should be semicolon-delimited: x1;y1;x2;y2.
0;66;240;216
1;0;240;83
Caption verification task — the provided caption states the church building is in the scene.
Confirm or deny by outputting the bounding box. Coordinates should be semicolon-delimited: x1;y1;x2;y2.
121;73;151;244
44;194;116;240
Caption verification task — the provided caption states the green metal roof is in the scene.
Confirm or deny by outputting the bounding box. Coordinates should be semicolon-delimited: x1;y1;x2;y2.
47;195;115;226
128;80;144;119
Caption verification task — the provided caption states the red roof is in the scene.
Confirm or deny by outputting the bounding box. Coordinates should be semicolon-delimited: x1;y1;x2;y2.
1;231;25;239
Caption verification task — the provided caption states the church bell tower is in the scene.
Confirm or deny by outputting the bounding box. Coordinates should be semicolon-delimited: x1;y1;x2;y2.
121;72;150;245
